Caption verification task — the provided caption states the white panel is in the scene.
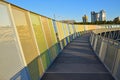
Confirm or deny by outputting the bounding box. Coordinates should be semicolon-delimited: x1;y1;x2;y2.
0;3;25;80
99;39;108;61
93;36;98;51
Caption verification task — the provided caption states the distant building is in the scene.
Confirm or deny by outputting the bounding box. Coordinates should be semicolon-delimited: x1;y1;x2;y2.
91;10;106;22
113;16;120;22
99;10;106;21
91;11;96;22
82;15;88;23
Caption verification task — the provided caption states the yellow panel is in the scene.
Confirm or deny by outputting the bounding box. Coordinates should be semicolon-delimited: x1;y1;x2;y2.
30;13;47;53
48;19;57;45
66;24;70;36
38;58;44;76
56;22;64;40
69;24;74;34
85;25;97;30
67;24;71;35
40;16;52;48
11;6;38;64
75;25;78;32
62;23;66;38
63;23;69;37
77;25;85;32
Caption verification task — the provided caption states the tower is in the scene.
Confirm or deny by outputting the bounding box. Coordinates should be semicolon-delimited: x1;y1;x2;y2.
100;10;106;21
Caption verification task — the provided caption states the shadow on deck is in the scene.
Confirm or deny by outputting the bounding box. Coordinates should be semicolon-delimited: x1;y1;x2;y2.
41;33;115;80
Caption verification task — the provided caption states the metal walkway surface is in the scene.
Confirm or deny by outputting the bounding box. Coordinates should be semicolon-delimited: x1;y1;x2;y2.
41;33;115;80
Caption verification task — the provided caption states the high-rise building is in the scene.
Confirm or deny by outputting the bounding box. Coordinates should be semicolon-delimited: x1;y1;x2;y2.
82;15;88;23
99;10;106;21
91;10;106;22
91;11;96;22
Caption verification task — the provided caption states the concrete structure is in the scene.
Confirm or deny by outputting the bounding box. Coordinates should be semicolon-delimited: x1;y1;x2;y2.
82;14;88;23
91;10;106;22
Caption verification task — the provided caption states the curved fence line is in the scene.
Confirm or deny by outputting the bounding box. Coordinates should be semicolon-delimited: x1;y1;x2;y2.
90;29;120;80
0;1;120;80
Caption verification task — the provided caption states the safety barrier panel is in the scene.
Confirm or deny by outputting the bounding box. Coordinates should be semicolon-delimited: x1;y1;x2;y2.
0;1;108;80
90;27;120;80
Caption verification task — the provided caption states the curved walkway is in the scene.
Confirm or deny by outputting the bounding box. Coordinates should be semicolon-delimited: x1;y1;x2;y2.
41;33;115;80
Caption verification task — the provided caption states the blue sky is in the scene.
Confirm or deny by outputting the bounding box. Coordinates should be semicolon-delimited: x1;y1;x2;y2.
7;0;120;22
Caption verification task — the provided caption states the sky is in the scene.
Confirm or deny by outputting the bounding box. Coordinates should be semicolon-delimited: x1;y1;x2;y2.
6;0;120;22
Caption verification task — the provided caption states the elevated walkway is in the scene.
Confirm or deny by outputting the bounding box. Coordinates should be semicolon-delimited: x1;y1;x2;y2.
41;33;115;80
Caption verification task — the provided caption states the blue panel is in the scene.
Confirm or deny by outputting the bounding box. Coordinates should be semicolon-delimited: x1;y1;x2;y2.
56;43;61;53
10;67;30;80
70;35;73;41
52;20;58;33
66;37;68;44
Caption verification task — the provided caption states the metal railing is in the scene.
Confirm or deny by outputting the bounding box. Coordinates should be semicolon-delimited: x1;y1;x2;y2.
90;27;120;80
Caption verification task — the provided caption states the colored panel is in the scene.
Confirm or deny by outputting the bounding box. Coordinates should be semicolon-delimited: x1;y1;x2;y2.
52;20;58;33
72;25;76;34
60;41;63;50
63;23;69;37
41;50;51;70
37;57;44;76
86;25;97;30
49;45;57;61
64;38;67;46
27;59;39;80
30;13;47;53
55;43;61;53
66;37;69;44
69;24;74;34
10;68;30;80
67;37;70;43
56;22;64;40
11;6;38;64
62;39;65;47
0;3;25;80
65;24;70;36
48;19;57;44
67;24;71;35
27;57;43;80
62;23;67;38
76;25;85;32
41;16;52;48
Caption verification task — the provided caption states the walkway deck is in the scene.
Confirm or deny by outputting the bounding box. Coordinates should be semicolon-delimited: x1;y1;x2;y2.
41;33;115;80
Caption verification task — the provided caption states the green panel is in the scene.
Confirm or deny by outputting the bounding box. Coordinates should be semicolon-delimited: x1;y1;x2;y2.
67;37;70;43
27;57;40;80
55;43;61;53
48;19;57;45
64;38;67;46
30;13;47;54
37;57;44;77
60;41;63;50
41;50;51;70
62;39;65;47
49;45;57;61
